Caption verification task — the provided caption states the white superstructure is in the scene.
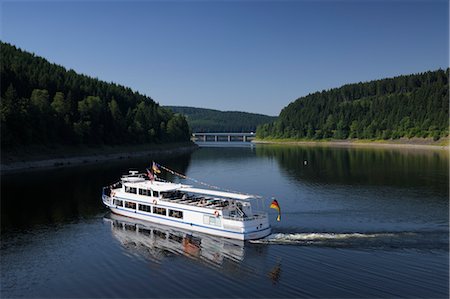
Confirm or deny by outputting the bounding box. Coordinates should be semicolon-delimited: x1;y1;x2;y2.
102;171;271;240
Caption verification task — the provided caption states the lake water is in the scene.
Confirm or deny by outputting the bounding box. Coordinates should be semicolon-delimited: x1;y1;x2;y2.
1;144;448;298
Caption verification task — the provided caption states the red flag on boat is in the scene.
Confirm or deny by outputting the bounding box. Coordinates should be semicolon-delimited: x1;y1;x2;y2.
270;199;281;221
146;168;154;181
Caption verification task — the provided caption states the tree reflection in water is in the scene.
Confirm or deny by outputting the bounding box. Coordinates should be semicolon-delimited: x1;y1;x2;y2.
256;144;448;193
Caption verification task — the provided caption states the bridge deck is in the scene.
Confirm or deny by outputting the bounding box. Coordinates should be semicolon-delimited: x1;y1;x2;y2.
191;132;255;142
192;132;255;136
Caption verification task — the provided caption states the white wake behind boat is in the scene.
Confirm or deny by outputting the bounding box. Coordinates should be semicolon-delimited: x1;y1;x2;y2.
102;170;271;240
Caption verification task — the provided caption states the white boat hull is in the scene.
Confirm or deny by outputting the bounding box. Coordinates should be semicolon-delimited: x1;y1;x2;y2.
107;206;271;240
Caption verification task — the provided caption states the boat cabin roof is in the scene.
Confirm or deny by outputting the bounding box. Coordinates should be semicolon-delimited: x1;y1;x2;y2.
122;180;189;192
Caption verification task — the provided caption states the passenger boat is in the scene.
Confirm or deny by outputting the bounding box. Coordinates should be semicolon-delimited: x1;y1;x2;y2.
102;168;272;240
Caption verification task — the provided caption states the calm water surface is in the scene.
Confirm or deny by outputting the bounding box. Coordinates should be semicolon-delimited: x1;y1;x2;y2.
1;144;448;298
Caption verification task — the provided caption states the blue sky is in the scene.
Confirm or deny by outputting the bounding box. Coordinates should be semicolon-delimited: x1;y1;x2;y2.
1;0;448;116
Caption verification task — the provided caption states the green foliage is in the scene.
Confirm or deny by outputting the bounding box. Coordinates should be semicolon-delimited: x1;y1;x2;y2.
30;89;50;111
166;114;191;141
51;92;70;116
257;69;449;141
0;42;190;148
166;106;276;133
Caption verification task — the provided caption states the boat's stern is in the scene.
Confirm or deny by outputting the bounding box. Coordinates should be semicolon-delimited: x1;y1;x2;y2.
242;213;271;240
221;212;271;240
244;226;271;240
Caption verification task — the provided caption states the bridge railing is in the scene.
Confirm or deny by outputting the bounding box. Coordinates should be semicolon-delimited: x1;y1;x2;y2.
192;132;255;142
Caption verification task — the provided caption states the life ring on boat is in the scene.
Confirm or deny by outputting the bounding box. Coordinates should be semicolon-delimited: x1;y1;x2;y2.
214;210;219;217
153;199;157;205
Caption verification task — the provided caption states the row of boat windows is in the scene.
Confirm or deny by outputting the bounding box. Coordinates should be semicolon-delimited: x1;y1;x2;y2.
113;199;221;227
125;186;160;198
124;188;194;200
114;199;183;219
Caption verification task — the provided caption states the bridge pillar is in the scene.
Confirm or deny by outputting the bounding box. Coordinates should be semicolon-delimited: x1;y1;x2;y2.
228;135;231;142
243;135;247;142
215;135;218;142
203;135;207;142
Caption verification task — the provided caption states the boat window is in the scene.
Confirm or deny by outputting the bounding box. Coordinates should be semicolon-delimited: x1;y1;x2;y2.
168;209;183;219
139;189;151;196
153;207;166;216
125;186;137;194
124;201;136;209
138;204;151;213
203;215;221;227
114;199;123;207
153;191;160;198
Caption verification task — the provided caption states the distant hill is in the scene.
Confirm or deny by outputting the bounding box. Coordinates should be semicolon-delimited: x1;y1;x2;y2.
257;69;449;140
165;106;277;133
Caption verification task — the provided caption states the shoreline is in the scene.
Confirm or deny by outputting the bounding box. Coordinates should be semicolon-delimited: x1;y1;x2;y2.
253;138;449;150
1;142;198;175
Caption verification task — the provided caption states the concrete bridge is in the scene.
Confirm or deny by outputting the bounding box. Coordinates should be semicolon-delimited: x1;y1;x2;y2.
192;132;256;142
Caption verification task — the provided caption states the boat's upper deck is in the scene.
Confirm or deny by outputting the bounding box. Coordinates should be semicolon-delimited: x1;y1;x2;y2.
120;173;255;201
110;173;258;216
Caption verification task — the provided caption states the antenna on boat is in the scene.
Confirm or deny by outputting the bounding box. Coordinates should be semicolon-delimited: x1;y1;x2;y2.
155;161;262;199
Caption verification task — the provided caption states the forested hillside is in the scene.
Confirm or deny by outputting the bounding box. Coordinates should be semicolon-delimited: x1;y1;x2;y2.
257;69;449;140
0;42;190;149
165;106;276;133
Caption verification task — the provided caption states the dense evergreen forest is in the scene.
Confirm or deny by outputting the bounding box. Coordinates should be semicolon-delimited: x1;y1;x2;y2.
165;106;276;133
0;42;190;149
257;69;449;141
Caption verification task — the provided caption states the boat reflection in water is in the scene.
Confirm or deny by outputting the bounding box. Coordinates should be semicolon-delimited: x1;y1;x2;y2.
103;213;245;267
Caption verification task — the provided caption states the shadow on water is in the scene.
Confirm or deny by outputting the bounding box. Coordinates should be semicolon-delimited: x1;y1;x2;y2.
1;150;194;232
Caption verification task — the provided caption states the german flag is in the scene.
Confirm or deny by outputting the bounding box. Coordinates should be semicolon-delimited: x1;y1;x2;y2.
270;199;281;221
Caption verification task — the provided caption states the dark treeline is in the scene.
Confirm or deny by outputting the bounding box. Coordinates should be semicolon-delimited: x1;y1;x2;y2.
257;69;449;141
166;106;276;133
1;42;190;149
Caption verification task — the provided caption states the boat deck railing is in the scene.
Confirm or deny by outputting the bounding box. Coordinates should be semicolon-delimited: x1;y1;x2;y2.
104;186;267;217
159;196;228;210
